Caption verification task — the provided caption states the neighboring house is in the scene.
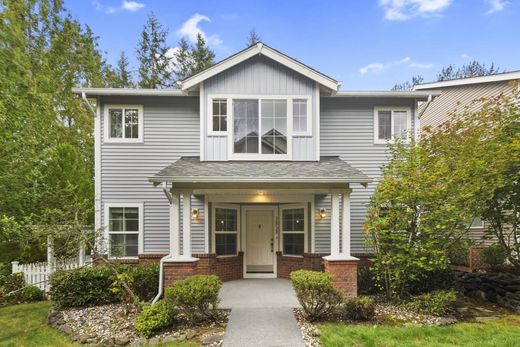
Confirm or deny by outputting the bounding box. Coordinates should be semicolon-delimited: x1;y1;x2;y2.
73;43;438;296
415;71;520;245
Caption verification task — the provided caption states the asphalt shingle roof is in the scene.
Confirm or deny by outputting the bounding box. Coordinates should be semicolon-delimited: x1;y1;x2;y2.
150;156;371;184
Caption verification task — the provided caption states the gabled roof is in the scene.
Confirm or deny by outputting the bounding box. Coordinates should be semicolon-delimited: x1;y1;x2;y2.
414;70;520;90
180;43;341;92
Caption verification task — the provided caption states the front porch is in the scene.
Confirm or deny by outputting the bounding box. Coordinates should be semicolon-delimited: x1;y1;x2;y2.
149;156;371;296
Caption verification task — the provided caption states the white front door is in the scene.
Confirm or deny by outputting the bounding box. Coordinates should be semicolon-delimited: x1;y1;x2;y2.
243;206;277;277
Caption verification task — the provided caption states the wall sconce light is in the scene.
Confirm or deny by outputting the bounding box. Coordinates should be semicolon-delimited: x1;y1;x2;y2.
191;208;199;219
319;208;326;219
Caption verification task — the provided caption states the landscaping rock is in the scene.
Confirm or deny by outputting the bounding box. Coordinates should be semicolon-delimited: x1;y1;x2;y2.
186;330;197;339
115;336;130;345
475;316;499;322
202;333;223;345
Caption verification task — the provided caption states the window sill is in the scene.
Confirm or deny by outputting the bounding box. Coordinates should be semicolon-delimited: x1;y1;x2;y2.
216;254;239;259
104;138;143;144
281;254;304;258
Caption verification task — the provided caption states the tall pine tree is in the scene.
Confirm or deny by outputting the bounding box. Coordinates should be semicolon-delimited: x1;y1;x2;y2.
246;28;262;47
173;38;193;82
136;12;172;88
114;51;134;87
190;33;215;75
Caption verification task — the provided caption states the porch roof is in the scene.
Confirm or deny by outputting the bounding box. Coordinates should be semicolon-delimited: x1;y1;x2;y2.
149;156;371;188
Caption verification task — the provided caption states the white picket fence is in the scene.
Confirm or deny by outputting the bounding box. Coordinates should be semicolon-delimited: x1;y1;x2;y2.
11;257;89;292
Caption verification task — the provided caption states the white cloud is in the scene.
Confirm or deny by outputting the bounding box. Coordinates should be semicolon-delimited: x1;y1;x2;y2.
177;13;223;46
461;53;471;59
360;56;432;74
122;0;145;12
92;0;145;14
379;0;452;21
486;0;509;13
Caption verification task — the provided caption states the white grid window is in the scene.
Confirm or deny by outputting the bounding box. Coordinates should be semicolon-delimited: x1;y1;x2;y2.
293;99;309;135
212;99;228;132
281;207;306;256
214;207;238;256
108;207;140;257
374;107;411;144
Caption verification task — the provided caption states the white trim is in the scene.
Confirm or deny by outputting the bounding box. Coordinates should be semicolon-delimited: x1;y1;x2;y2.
242;205;278;279
200;82;205;161
94;98;101;237
207;193;313;204
204;198;209;253
373;107;412;145
314;82;320;161
333;91;441;98
151;176;372;184
181;43;339;92
330;194;340;257
207;97;230;136
211;203;241;256
280;203;308;256
104;202;144;259
292;97;313;136
340;190;351;256
413;71;520;90
103;104;144;143
73;88;186;97
310;199;316;253
170;192;180;257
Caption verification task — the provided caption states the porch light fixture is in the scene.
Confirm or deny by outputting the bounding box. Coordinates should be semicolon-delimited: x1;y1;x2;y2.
319;208;326;219
191;208;199;219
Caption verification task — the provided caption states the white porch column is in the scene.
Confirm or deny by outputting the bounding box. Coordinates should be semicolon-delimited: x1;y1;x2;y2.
329;193;340;258
181;190;192;258
170;192;180;258
324;189;358;261
341;189;352;257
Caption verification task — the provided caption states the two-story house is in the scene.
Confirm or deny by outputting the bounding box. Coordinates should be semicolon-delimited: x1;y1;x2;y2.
74;43;439;296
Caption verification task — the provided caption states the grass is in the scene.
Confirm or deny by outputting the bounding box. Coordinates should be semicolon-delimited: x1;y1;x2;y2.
319;315;520;347
0;301;198;347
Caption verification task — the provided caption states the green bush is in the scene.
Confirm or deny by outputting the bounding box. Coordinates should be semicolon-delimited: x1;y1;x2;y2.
135;301;176;338
20;285;45;302
0;272;26;306
481;244;508;267
358;266;378;295
118;263;159;302
406;268;456;295
340;296;376;321
165;275;221;323
290;270;341;321
49;266;118;309
448;239;472;266
404;290;457;316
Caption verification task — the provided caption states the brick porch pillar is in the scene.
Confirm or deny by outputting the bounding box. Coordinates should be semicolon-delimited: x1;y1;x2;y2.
323;190;359;297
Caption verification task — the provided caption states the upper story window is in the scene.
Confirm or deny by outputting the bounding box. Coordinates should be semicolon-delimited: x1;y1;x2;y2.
293;99;311;136
104;105;143;143
373;107;411;144
211;99;228;133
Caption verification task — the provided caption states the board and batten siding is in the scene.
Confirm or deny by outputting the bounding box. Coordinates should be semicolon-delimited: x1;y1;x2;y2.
203;55;317;161
99;96;206;254
320;97;416;254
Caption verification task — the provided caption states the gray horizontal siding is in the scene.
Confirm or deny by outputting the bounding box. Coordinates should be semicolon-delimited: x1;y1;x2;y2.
100;96;200;254
320;97;416;254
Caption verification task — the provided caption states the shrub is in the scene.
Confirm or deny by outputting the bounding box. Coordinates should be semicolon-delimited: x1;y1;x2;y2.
0;272;26;306
119;263;159;302
404;290;457;316
165;275;221;323
406;268;456;295
135;301;176;338
448;239;472;267
20;285;45;302
481;244;508;267
49;266;118;309
290;270;341;321
340;296;376;321
358;266;378;295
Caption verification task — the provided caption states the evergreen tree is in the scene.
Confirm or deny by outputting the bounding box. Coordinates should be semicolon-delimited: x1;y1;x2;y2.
391;75;424;91
246;28;262;47
173;38;194;82
136;12;173;88
190;33;215;76
114;51;134;87
437;61;501;81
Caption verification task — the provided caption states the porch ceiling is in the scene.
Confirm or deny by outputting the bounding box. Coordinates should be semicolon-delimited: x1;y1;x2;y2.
149;156;371;189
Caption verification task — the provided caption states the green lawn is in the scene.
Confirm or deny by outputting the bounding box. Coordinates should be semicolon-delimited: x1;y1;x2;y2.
0;302;197;347
319;315;520;347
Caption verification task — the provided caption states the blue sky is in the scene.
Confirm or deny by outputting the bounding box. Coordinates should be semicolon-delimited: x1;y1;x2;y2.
65;0;519;90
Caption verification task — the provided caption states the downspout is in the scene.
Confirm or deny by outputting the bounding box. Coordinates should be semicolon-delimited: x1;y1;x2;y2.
152;182;174;304
81;92;97;116
417;94;433;119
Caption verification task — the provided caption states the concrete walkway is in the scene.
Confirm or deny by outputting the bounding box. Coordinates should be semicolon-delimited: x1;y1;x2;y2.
220;279;305;347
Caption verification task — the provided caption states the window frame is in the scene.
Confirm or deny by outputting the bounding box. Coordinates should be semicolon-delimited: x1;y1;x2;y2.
468;217;484;229
104;104;144;143
373;106;412;144
292;98;312;136
212;203;241;257
208;98;230;135
280;203;308;257
104;202;144;259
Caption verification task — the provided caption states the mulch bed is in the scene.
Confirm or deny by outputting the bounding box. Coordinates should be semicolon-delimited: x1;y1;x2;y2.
47;303;228;346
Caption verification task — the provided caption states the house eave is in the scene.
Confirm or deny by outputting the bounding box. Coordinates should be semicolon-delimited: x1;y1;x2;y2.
413;70;520;90
72;87;189;97
332;90;442;99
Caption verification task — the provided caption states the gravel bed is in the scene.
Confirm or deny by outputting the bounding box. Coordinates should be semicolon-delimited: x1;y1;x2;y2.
47;303;228;346
293;309;321;347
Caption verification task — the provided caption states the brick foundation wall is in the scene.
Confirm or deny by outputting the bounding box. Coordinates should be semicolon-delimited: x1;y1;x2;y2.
276;252;325;278
138;254;167;265
163;252;243;287
323;259;358;297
